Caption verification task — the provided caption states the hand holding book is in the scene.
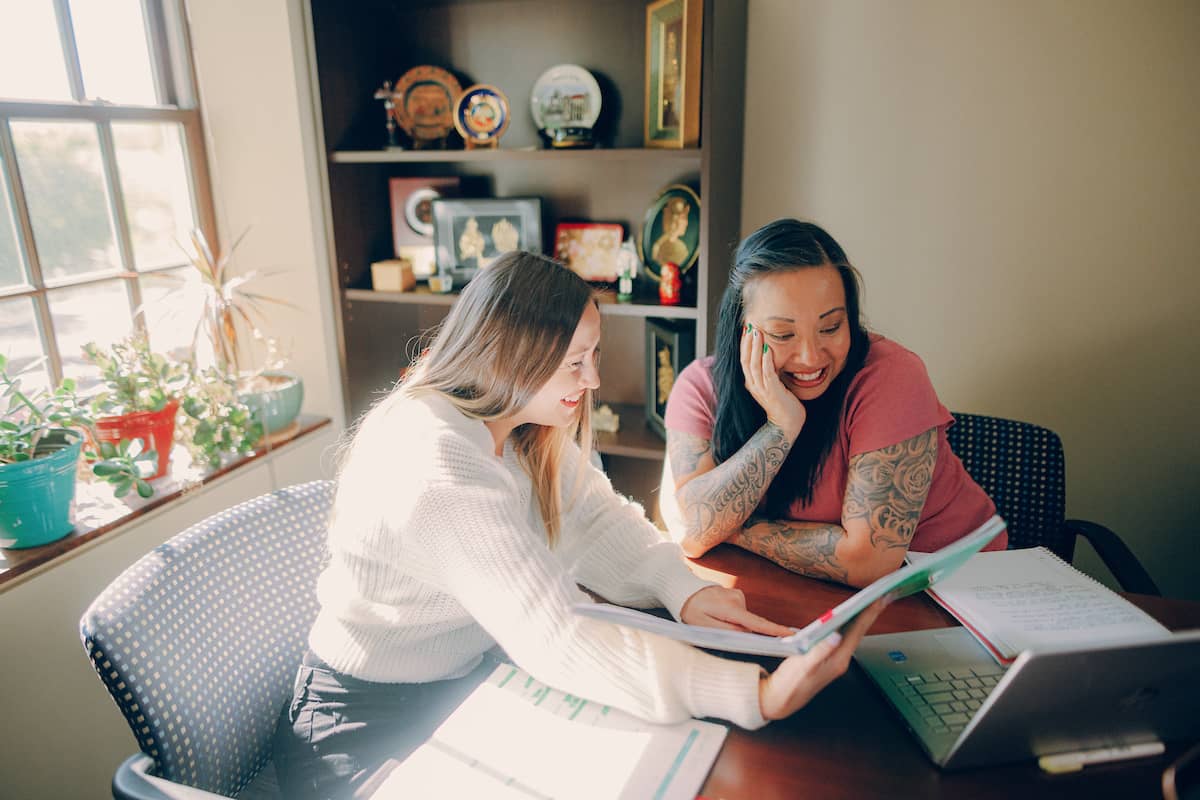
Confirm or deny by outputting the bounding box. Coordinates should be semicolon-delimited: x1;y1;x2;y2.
572;515;1007;658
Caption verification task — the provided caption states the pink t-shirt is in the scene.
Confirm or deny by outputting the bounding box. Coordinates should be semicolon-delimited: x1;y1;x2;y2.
663;335;1006;552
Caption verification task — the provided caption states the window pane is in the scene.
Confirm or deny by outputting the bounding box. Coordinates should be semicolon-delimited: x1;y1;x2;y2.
0;0;72;102
113;123;196;270
47;279;133;391
140;267;204;362
70;0;158;105
10;120;121;283
0;297;51;394
0;156;26;290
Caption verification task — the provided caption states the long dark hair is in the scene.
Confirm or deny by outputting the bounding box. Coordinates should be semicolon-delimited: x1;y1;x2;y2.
711;220;870;514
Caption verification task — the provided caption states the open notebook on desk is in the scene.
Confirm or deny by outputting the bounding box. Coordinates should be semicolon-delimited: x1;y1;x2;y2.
364;663;726;800
906;546;1170;664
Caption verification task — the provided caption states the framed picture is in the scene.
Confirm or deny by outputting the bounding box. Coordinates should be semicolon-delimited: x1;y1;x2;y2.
431;197;542;284
389;177;460;250
644;0;702;148
553;222;625;282
645;317;695;439
640;183;700;280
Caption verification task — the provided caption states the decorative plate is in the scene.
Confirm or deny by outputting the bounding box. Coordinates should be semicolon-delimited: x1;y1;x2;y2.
392;65;462;146
639;184;701;280
530;64;602;133
405;187;441;237
454;84;510;145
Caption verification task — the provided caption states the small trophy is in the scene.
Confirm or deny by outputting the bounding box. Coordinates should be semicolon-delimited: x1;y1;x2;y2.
616;237;640;302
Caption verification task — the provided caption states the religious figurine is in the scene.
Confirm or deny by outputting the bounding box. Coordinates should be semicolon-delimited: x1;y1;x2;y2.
659;260;681;305
650;196;690;268
373;81;401;149
616;237;640;302
458;217;485;263
491;218;519;254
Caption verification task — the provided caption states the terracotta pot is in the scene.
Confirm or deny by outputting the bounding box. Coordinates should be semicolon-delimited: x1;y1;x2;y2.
93;398;180;480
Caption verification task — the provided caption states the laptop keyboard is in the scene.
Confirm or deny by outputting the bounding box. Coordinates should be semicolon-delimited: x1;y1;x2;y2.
888;664;1007;734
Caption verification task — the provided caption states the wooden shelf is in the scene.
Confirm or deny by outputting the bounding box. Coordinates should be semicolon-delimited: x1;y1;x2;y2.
595;403;666;461
344;287;700;320
331;147;702;165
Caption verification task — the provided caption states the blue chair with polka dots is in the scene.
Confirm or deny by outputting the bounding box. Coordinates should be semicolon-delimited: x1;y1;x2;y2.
80;480;334;799
946;413;1159;595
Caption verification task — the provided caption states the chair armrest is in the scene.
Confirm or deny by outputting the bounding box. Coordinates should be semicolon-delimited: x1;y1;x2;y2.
1066;519;1161;596
114;754;234;800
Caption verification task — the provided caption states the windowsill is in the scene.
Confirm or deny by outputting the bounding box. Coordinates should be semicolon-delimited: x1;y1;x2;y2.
0;414;331;592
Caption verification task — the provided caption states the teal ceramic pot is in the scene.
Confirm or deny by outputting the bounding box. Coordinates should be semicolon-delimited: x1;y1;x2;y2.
239;371;304;435
0;429;82;549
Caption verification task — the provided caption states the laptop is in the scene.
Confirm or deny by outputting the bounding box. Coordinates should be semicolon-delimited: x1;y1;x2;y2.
854;626;1200;770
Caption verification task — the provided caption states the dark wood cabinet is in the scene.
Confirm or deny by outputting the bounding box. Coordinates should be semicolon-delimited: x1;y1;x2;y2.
306;0;747;510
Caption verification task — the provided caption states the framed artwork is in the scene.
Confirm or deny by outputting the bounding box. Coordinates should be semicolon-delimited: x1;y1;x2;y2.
389;177;460;249
640;184;700;280
644;317;695;439
644;0;702;148
431;197;542;284
553;222;625;282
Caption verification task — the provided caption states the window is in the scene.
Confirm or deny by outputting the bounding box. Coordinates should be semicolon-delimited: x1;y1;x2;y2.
0;0;215;393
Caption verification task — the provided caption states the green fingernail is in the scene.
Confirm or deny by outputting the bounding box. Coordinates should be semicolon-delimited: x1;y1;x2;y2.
763;343;769;354
746;322;752;332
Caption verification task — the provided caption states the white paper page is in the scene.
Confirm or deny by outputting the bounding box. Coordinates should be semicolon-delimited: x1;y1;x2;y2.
369;665;727;800
908;548;1170;654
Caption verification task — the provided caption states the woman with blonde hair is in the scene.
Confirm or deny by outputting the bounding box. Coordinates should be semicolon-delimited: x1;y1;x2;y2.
273;251;884;799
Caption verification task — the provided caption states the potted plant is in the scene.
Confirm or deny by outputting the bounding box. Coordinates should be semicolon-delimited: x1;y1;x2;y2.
180;228;304;436
82;335;188;480
177;365;264;469
0;356;91;548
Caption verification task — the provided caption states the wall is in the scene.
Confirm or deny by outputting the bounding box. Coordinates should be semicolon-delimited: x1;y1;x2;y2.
0;1;342;797
742;0;1200;599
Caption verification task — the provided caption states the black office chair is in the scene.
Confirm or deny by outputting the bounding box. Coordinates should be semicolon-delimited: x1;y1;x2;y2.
946;412;1160;596
80;480;334;799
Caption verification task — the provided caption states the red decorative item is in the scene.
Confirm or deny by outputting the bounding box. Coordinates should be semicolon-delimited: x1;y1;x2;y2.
659;261;681;305
92;399;180;480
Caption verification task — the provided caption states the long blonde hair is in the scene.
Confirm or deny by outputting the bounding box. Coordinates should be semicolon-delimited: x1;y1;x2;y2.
400;251;596;546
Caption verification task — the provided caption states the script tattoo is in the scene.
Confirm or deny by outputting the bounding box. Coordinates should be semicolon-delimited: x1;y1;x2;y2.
843;428;937;551
676;422;793;550
737;516;849;584
667;431;712;482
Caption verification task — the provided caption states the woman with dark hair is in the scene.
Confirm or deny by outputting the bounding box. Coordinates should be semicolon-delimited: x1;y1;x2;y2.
662;219;1006;588
274;251;885;799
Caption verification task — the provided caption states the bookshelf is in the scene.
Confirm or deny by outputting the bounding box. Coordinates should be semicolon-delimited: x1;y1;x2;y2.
306;0;747;508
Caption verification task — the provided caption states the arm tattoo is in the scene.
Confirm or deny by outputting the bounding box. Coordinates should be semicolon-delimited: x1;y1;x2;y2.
675;422;793;551
667;431;711;483
842;428;937;552
734;516;850;584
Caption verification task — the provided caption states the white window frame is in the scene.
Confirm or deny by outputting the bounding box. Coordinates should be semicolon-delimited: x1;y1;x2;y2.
0;0;217;385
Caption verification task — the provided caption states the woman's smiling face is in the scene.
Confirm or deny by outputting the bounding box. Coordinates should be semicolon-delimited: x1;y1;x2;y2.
742;265;852;403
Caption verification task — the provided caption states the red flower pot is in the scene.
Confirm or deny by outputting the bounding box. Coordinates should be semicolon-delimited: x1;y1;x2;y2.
93;398;180;480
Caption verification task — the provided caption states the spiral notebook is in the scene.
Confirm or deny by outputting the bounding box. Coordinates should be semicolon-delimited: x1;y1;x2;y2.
906;547;1170;664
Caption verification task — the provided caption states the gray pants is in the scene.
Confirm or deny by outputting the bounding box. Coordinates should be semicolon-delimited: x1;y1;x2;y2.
271;650;498;800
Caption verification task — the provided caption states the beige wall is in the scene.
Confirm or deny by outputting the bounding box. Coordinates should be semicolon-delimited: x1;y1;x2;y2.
742;0;1200;599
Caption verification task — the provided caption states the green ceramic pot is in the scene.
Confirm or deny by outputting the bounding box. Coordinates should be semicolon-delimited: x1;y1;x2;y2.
0;429;82;549
239;370;304;435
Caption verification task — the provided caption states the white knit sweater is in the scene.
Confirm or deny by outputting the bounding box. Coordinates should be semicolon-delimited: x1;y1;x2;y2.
308;390;767;730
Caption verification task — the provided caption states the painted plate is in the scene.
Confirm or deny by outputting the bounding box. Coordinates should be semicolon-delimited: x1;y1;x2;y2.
454;84;510;144
392;65;462;145
530;64;602;132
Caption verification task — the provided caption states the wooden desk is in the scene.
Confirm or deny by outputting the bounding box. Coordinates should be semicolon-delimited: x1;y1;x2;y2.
689;545;1200;800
